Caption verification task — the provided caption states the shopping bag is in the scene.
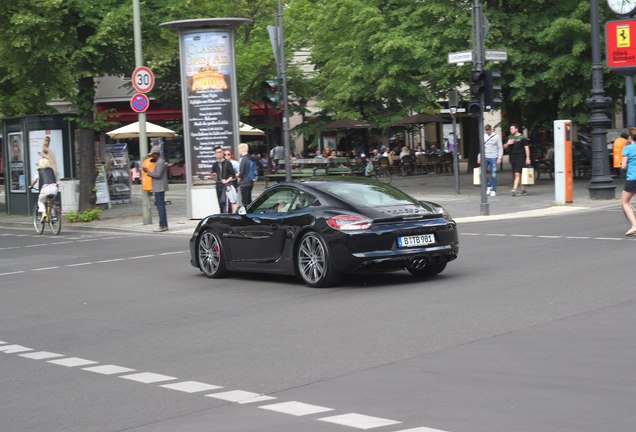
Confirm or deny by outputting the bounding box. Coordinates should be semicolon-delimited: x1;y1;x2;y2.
521;166;535;185
473;167;481;185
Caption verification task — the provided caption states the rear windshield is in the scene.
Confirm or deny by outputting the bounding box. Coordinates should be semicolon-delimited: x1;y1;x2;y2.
315;182;417;207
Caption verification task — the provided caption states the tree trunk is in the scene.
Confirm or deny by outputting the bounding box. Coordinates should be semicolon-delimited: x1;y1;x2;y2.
77;76;96;212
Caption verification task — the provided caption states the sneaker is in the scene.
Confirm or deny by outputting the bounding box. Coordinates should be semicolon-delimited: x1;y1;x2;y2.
489;191;496;197
521;190;528;195
511;189;518;197
486;186;492;195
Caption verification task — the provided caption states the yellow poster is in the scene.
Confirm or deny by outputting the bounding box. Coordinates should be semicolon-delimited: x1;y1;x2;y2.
617;25;630;48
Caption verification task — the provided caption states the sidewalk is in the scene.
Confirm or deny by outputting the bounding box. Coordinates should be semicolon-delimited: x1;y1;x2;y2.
0;169;622;235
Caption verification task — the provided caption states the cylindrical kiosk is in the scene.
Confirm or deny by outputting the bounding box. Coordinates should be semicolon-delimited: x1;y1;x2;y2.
160;18;251;219
554;120;573;204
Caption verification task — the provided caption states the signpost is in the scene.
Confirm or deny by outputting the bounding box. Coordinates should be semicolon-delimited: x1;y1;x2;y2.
132;66;155;93
130;93;150;113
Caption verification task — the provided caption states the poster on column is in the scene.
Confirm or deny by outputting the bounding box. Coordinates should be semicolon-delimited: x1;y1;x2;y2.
181;30;235;185
8;132;26;193
29;129;65;182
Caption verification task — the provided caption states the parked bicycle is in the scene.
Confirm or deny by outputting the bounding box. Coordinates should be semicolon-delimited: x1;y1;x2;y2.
32;191;62;235
365;159;392;184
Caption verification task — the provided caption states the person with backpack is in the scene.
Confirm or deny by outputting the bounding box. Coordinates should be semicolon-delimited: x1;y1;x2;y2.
238;143;256;206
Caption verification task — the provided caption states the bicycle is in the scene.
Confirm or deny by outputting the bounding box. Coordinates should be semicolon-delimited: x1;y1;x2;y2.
32;193;62;235
365;160;392;184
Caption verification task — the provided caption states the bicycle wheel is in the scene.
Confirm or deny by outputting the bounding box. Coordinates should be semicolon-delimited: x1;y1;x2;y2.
48;202;62;235
376;167;392;184
33;204;45;234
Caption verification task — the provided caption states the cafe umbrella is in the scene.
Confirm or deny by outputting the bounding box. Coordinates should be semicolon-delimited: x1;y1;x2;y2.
106;121;177;139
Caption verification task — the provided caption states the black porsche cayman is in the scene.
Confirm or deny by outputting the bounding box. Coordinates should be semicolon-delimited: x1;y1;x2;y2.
189;177;459;287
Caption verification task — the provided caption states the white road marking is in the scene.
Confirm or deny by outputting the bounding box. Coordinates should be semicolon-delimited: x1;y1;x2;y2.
119;372;177;383
48;357;98;367
51;241;73;245
318;413;402;429
65;262;93;267
594;237;623;240
393;427;449;432
96;258;126;263
485;233;506;237
0;344;32;353
1;339;444;432
237;395;278;404
83;365;136;375
160;381;223;393
565;236;591;239
0;271;26;276
259;401;334;416
32;267;60;272
537;235;562;239
19;351;64;360
129;255;156;259
160;251;184;256
205;390;266;403
510;234;534;237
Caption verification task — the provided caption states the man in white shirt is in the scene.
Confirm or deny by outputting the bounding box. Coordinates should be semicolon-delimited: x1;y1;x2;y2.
477;124;503;196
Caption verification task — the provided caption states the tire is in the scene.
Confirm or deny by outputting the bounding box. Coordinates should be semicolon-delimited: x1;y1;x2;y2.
49;203;61;235
296;232;340;288
407;260;447;278
33;204;45;234
376;168;392;184
197;230;227;278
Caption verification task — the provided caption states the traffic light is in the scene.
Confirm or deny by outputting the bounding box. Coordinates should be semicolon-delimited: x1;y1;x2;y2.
484;70;502;111
261;79;280;109
469;70;486;99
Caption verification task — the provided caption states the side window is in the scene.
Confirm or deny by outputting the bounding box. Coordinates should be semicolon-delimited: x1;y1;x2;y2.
251;189;298;214
289;192;316;212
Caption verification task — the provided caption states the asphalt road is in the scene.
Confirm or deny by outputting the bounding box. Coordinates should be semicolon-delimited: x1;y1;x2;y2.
1;208;635;432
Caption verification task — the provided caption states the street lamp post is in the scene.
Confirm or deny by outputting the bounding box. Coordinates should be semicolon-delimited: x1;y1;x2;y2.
586;0;616;199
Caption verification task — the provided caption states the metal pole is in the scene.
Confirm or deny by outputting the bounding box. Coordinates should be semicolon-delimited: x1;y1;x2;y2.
626;75;635;127
472;0;488;215
450;108;460;194
133;0;151;224
277;0;292;182
586;0;616;199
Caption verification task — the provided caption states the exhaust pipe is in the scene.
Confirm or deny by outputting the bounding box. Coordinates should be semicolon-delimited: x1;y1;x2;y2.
410;258;427;270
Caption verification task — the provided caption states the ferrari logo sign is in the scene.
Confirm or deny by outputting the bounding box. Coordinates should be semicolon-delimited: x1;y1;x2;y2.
606;19;636;73
617;25;630;48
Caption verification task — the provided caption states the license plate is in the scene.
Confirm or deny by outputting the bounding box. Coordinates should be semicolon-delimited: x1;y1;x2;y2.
397;234;436;248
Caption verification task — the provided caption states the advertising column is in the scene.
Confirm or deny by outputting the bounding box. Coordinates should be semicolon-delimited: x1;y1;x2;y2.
161;18;251;219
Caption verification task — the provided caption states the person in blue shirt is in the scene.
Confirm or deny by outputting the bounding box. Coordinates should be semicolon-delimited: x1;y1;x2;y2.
621;127;636;236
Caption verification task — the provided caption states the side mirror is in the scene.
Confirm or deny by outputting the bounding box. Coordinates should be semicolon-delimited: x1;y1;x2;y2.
237;206;247;216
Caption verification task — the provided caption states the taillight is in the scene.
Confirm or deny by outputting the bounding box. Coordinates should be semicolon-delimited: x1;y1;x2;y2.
326;215;372;230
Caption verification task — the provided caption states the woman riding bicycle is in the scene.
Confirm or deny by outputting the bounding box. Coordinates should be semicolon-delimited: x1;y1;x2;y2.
29;158;59;220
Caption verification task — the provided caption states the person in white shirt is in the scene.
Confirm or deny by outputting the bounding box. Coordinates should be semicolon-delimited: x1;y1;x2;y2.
477;124;503;196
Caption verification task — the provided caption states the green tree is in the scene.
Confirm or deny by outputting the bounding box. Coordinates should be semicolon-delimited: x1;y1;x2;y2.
0;0;135;211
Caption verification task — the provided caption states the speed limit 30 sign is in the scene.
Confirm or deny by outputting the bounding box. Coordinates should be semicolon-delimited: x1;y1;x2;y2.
132;66;155;93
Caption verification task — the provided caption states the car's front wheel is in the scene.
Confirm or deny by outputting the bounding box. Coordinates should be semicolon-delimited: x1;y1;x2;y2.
407;259;447;278
197;230;227;278
296;232;340;288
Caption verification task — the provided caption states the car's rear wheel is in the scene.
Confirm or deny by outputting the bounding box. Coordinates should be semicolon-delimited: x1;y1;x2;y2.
197;230;227;278
296;232;340;288
407;259;447;278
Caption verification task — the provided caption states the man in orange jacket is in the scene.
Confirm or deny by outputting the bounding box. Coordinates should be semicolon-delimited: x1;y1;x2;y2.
141;154;156;192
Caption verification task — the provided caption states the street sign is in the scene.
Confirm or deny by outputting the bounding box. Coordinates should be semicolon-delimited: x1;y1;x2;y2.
130;93;150;113
448;51;473;64
606;19;636;73
485;50;508;62
440;108;467;113
132;66;155;93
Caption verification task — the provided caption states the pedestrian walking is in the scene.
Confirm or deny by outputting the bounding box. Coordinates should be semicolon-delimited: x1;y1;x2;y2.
504;124;531;196
211;145;236;213
237;143;255;206
477;124;503;196
621;128;636;236
143;146;169;232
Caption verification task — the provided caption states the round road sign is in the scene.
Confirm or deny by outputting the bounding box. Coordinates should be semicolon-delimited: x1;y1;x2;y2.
132;66;155;93
130;93;150;113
